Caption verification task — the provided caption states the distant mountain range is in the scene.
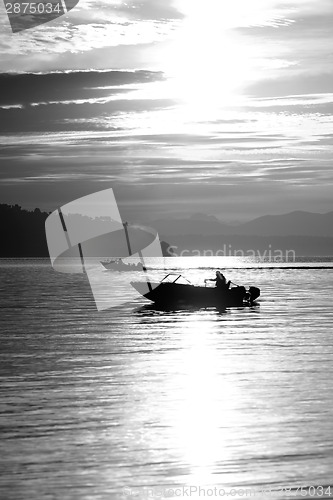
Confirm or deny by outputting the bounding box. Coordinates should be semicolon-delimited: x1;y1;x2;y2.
152;210;333;238
1;205;332;257
229;211;333;237
150;210;333;257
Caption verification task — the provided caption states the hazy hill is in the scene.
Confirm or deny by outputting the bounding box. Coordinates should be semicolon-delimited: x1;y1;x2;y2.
151;217;232;236
233;211;333;237
152;210;333;238
1;204;332;257
1;204;50;257
0;204;173;257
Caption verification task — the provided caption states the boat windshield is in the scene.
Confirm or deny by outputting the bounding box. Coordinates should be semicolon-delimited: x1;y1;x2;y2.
160;274;192;285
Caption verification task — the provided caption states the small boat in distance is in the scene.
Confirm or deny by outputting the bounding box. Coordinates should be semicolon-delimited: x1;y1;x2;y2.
131;274;260;307
101;258;143;272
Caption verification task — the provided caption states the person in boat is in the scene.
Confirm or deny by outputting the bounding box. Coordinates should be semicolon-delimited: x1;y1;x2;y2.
205;271;231;290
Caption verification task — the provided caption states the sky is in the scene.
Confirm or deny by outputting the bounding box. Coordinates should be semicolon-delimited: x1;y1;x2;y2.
0;0;333;223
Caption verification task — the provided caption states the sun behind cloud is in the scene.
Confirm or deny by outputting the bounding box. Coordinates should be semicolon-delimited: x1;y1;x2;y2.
159;0;295;114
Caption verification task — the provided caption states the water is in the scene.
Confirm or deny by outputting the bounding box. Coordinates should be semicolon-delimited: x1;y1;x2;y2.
1;258;333;500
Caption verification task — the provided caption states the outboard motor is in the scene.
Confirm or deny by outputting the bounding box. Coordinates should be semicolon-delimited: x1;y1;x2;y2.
248;286;260;301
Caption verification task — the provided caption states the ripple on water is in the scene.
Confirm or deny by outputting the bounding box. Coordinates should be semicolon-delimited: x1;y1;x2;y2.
1;259;333;499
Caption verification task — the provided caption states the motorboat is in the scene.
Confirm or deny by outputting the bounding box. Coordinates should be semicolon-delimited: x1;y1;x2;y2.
131;274;260;307
101;259;143;271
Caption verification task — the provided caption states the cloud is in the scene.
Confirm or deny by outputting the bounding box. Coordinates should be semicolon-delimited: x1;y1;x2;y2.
0;70;164;104
0;70;173;132
235;0;333;96
0;1;333;219
0;0;182;71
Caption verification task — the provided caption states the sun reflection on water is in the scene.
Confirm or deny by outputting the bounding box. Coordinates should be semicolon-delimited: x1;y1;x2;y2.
171;312;240;485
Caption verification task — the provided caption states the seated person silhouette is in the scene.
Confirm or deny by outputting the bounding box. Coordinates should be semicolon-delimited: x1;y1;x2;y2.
205;271;231;290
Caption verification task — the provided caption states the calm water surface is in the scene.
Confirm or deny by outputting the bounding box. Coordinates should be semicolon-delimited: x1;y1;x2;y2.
1;258;333;500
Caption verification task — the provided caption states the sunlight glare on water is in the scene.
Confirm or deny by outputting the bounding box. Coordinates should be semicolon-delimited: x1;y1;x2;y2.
1;257;333;499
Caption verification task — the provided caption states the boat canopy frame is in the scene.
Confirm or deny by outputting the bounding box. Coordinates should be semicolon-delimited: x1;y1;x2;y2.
160;274;192;285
